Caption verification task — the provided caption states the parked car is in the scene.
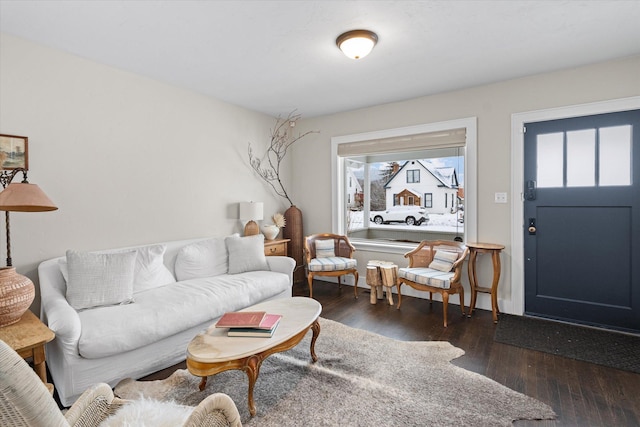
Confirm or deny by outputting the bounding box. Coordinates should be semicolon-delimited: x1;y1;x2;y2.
369;206;429;226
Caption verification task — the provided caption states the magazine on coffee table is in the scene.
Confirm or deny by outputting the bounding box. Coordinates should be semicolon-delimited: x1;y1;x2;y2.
227;314;283;337
215;311;267;328
228;322;280;337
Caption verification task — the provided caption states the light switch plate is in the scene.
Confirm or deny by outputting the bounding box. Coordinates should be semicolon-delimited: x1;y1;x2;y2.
495;192;508;203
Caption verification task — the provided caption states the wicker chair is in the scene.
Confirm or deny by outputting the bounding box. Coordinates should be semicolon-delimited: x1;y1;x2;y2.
0;339;242;427
396;240;469;327
304;233;359;299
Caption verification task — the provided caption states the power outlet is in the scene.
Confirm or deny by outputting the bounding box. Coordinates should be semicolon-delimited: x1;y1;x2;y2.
495;192;508;203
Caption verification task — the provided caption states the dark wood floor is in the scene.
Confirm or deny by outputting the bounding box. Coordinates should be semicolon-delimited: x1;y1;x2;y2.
145;280;640;426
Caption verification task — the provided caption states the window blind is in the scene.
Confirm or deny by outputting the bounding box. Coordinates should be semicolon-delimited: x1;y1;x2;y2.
337;128;466;157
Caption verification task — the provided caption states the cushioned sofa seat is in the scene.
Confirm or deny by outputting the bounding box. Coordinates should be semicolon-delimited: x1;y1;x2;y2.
78;271;290;359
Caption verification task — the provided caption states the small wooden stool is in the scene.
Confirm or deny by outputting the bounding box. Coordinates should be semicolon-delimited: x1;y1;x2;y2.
366;261;398;305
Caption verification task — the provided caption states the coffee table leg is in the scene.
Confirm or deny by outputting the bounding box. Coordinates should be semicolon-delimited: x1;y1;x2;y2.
198;376;207;391
245;355;261;416
310;320;320;362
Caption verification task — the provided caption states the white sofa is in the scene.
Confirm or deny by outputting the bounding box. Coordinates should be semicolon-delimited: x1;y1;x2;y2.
38;235;295;406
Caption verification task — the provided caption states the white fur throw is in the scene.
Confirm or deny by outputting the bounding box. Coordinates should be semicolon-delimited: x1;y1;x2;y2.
98;398;192;427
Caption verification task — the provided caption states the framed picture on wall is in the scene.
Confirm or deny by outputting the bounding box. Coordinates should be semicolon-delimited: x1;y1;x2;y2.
0;134;29;170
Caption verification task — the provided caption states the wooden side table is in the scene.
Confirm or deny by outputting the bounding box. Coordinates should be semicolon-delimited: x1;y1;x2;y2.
467;242;505;323
264;238;290;257
0;310;55;392
365;261;397;305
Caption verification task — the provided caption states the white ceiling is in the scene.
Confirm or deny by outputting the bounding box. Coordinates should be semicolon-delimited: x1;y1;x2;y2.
1;1;640;118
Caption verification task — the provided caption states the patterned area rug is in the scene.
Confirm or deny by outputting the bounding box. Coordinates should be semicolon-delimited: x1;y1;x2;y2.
495;314;640;374
115;318;555;426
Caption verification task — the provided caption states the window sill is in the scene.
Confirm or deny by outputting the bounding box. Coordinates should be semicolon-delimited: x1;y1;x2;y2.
350;238;417;255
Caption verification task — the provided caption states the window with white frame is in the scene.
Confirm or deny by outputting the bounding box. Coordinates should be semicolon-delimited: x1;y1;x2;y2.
332;118;478;248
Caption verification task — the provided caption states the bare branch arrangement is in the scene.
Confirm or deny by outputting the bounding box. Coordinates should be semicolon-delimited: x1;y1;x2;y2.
248;111;318;206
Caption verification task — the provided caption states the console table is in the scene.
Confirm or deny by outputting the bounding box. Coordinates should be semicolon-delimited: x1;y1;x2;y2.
0;310;55;392
466;242;505;323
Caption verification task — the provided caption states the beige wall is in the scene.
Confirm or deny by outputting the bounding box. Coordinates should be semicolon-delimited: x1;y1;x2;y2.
0;34;292;311
292;55;640;311
2;31;639;315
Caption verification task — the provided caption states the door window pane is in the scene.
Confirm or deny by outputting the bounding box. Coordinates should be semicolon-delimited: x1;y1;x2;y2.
537;133;563;188
599;125;631;186
567;129;596;187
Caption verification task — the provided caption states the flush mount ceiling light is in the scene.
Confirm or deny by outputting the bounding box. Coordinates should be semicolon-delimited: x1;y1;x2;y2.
336;29;378;60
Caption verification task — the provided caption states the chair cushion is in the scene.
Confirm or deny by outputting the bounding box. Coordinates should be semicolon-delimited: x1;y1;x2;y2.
98;397;193;426
315;239;336;258
428;250;459;272
308;256;356;272
399;267;455;289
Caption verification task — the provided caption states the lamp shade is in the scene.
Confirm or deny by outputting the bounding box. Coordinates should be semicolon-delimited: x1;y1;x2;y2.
0;183;58;212
239;201;263;221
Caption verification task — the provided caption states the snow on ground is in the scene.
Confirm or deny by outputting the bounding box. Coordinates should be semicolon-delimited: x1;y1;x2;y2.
347;211;464;233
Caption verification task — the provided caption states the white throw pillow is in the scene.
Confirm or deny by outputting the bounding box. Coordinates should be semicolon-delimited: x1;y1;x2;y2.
65;250;136;310
132;245;176;293
428;250;459;272
175;237;229;280
59;245;175;293
315;239;336;258
226;234;269;274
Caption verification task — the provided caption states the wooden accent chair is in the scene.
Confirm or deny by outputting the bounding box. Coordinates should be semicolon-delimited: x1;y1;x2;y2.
304;233;359;299
396;240;469;327
0;339;242;427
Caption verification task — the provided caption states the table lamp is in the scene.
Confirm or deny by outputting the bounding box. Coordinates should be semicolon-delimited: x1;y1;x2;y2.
239;201;263;236
0;168;57;326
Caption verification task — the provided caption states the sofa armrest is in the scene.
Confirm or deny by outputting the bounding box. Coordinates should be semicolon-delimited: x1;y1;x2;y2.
266;256;296;284
43;297;81;343
38;258;81;347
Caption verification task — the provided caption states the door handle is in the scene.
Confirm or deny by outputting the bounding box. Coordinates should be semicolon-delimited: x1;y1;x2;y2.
528;218;536;235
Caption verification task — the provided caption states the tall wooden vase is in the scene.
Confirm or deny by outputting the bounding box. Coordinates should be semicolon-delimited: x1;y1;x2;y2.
283;205;304;283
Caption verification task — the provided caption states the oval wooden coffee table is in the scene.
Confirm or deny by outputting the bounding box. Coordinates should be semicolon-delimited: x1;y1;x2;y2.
186;297;322;416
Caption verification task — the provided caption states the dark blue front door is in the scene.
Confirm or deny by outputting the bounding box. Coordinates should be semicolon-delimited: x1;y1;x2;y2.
524;109;640;333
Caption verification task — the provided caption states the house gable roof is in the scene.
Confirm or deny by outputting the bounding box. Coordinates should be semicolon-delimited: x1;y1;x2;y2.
383;160;459;189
